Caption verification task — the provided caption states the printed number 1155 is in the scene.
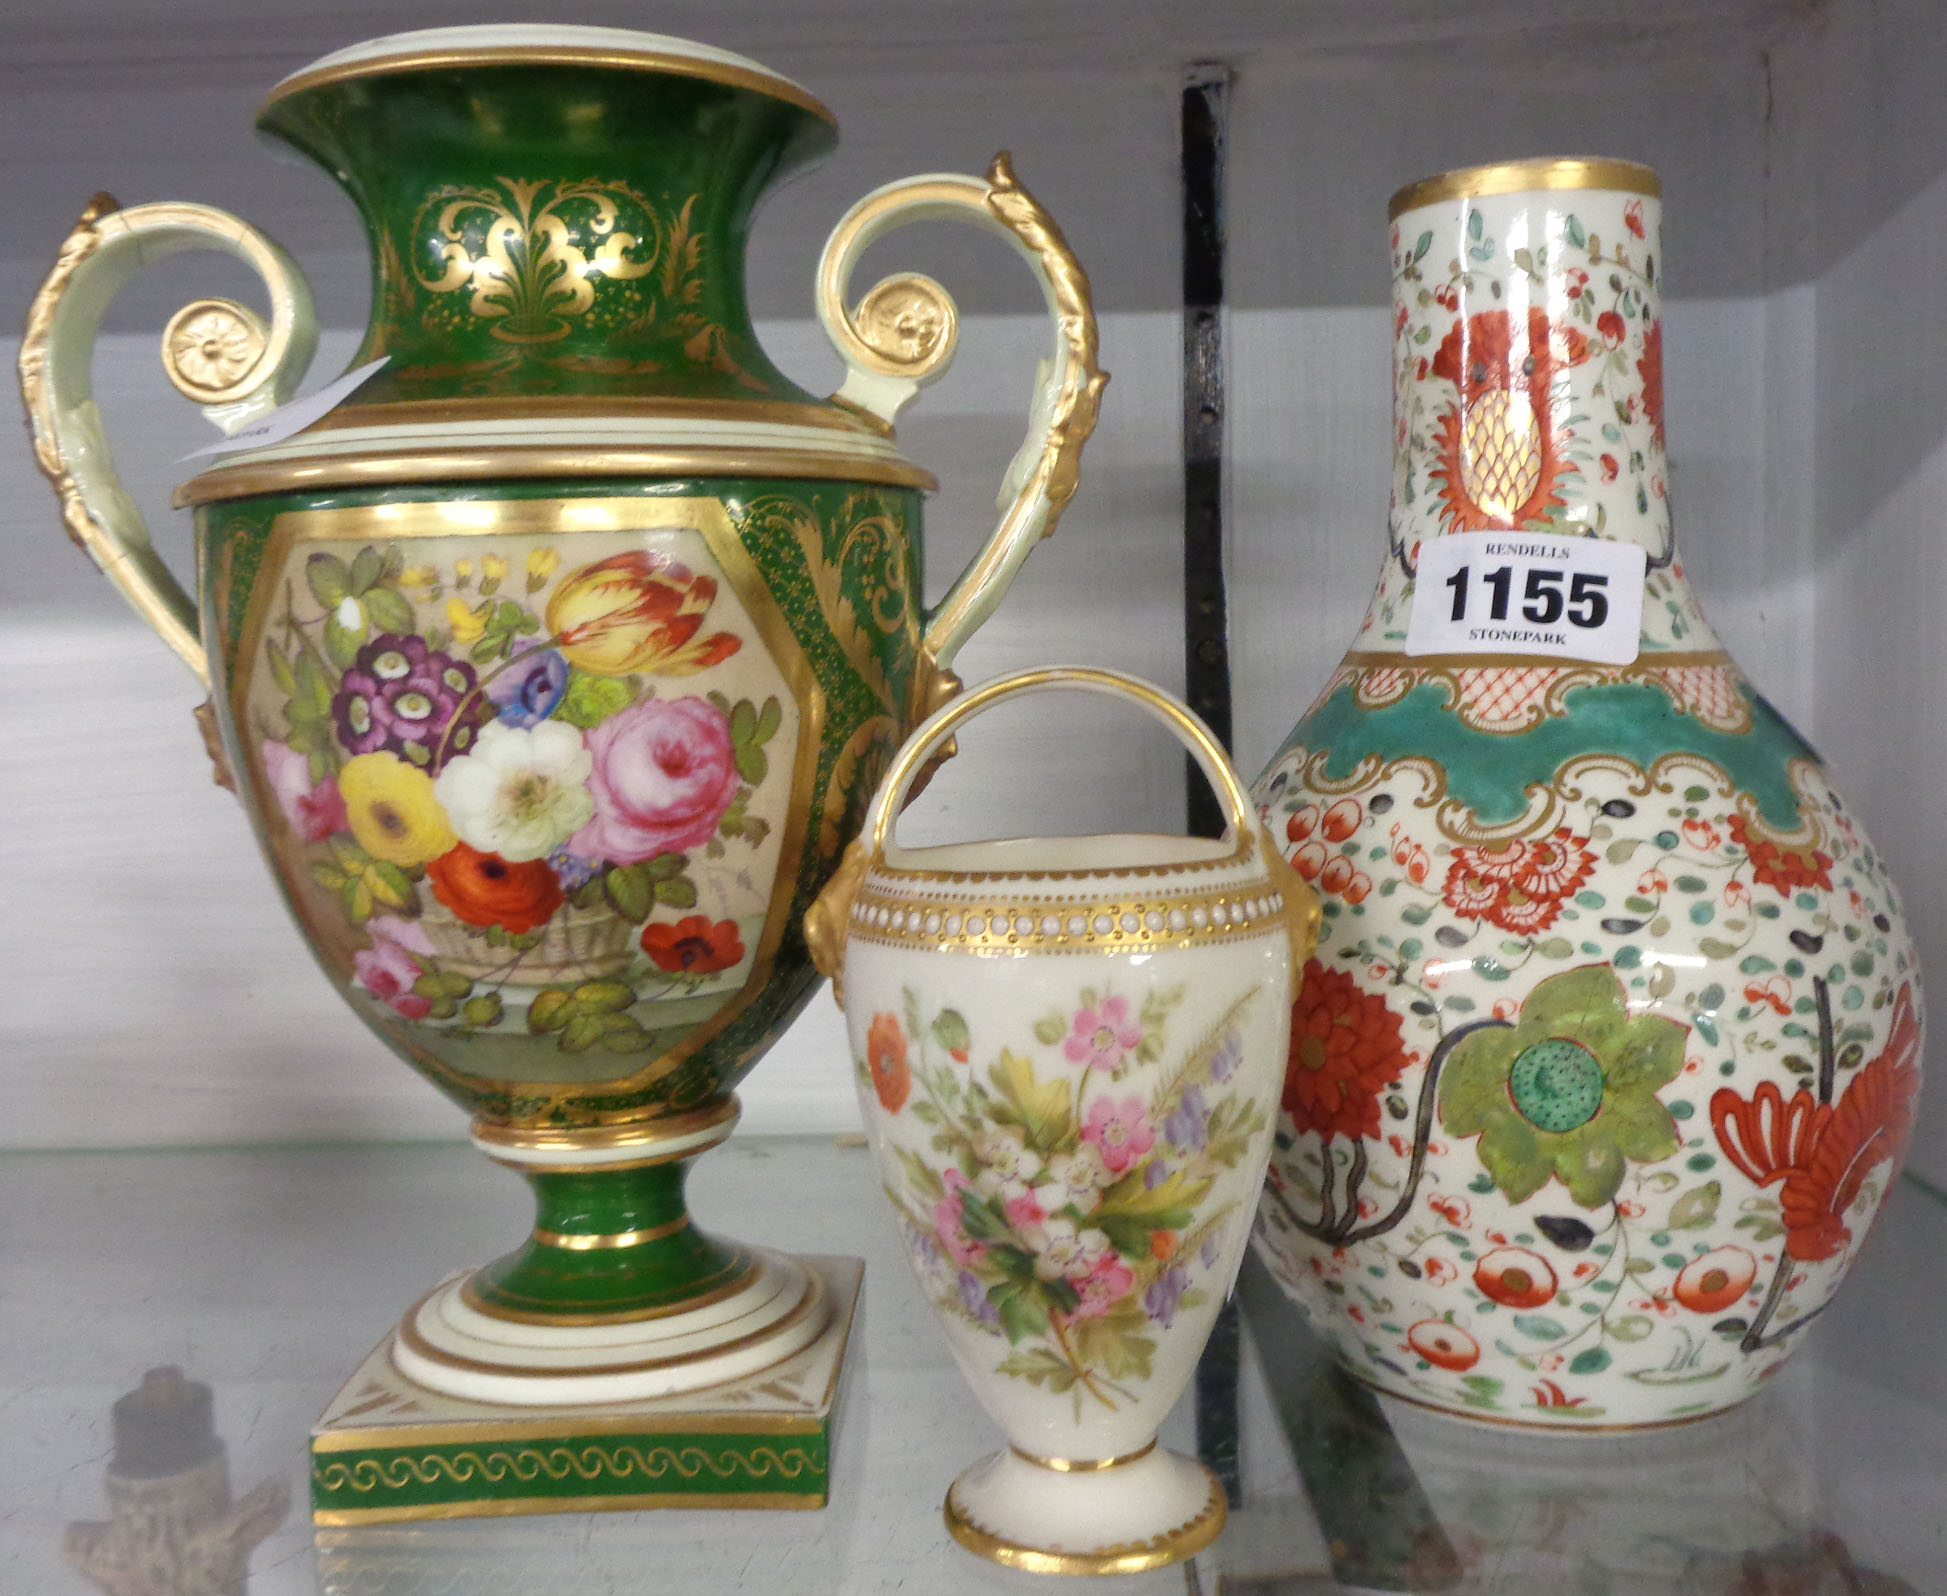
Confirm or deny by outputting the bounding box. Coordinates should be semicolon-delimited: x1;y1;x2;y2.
1444;565;1610;629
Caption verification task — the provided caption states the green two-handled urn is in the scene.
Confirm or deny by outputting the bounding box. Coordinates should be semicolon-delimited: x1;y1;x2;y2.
20;24;1105;1521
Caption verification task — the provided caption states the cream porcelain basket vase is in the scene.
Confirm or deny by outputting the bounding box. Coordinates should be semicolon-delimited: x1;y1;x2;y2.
809;667;1319;1574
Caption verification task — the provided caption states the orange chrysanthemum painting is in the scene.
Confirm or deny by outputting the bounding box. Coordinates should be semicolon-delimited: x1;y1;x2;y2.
1441;826;1598;936
1283;959;1412;1143
1638;318;1666;452
1729;812;1834;898
1429;308;1590;533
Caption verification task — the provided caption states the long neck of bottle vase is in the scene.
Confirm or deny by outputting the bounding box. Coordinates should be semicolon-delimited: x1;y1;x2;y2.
1363;177;1721;657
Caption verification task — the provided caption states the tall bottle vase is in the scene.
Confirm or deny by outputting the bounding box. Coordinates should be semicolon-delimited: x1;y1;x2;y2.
1250;159;1922;1430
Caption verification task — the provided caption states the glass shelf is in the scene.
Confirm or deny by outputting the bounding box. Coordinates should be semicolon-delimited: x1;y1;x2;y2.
4;1136;1939;1593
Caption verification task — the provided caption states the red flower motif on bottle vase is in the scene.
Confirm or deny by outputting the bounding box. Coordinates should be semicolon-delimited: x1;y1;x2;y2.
1283;960;1413;1143
1429;309;1591;532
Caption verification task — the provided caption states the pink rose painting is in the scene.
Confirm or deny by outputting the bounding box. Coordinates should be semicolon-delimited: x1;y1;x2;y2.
570;696;742;864
262;739;348;843
353;915;436;1019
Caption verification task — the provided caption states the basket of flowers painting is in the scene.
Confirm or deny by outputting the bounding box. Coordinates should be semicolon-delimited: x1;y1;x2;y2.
242;531;800;1083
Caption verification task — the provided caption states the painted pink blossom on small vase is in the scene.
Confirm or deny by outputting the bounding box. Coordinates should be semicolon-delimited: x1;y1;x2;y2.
1068;1255;1137;1320
935;1169;986;1267
1004;1189;1049;1229
1064;994;1143;1071
1082;1095;1156;1173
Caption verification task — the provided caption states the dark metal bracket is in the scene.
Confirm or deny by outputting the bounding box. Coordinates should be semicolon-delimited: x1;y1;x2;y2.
1182;64;1233;843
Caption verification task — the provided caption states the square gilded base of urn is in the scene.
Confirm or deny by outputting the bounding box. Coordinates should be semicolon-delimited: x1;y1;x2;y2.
309;1255;862;1524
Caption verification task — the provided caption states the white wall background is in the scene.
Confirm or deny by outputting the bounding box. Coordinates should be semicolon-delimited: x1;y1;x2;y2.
5;0;1946;1182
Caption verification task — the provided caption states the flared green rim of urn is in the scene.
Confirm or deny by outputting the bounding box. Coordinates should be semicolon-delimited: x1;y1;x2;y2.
253;25;838;412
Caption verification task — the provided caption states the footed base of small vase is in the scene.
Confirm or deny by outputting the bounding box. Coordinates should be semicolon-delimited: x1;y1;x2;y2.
943;1443;1227;1574
309;1254;860;1523
392;1246;830;1407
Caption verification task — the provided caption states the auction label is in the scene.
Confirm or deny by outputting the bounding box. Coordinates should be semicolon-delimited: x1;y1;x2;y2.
182;358;389;460
1406;531;1646;664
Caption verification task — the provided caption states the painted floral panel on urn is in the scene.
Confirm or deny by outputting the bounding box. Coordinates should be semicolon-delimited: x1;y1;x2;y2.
230;497;816;1092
